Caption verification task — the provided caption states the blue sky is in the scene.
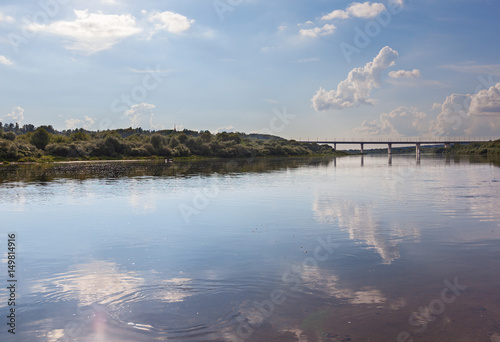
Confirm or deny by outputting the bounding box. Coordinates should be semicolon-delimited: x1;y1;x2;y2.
0;0;499;139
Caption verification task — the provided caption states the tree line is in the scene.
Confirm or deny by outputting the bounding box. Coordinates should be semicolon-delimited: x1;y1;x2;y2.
0;124;344;162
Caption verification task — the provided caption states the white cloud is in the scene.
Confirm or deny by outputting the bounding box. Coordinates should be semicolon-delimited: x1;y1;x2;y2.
321;10;349;20
215;126;235;133
388;69;421;79
278;25;287;31
431;83;500;136
356;107;428;136
299;24;336;38
0;55;13;66
0;12;15;23
431;93;472;136
389;0;404;6
312;46;398;111
356;84;500;138
380;107;428;136
469;83;500;116
65;116;95;130
125;102;164;130
322;2;386;20
347;2;386;18
432;103;442;111
298;21;314;26
147;11;194;37
1;106;24;124
28;9;142;54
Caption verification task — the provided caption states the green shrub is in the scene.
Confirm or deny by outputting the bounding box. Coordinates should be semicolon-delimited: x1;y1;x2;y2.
3;132;16;141
31;128;50;150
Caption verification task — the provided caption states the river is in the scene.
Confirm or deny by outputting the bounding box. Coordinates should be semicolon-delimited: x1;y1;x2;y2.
0;155;499;341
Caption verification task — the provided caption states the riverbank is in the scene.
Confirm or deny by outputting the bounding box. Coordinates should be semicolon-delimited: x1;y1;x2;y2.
0;152;350;165
443;139;500;157
0;125;350;164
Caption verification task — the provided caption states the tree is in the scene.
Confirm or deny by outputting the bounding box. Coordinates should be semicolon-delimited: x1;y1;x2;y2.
70;129;90;141
150;134;164;150
3;132;16;141
31;128;50;150
177;133;188;143
200;132;212;143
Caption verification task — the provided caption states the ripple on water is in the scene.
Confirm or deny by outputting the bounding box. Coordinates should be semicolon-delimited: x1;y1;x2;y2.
28;265;283;340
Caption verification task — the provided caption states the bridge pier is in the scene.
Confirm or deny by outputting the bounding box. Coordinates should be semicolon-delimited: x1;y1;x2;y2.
334;143;336;151
388;143;392;155
416;143;421;159
360;143;364;155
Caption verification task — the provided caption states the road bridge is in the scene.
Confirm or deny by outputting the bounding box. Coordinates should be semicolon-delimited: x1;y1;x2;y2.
297;138;496;156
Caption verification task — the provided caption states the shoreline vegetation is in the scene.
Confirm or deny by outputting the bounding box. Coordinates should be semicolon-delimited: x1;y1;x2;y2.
0;123;498;164
0;124;349;164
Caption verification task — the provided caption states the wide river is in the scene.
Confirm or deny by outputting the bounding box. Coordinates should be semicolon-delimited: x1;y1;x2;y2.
0;155;499;342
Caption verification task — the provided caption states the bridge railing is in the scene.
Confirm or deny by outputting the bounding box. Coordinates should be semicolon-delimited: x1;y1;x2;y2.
295;137;497;143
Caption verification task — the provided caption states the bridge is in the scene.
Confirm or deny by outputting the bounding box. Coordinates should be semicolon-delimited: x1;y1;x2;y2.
297;138;496;157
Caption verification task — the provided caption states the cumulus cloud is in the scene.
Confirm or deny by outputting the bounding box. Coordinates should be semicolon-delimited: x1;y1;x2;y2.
311;46;398;111
28;9;142;54
431;93;472;136
299;24;336;38
469;83;500;116
65;116;95;129
430;83;500;136
356;107;428;136
125;102;164;130
147;10;195;37
321;10;350;20
388;69;421;79
322;2;386;20
0;55;13;66
354;84;500;138
347;1;386;18
1;106;24;124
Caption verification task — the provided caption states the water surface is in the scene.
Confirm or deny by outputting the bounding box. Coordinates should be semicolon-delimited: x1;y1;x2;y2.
0;155;499;342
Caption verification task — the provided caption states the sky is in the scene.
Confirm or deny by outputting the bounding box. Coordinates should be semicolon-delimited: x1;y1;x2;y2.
0;0;499;139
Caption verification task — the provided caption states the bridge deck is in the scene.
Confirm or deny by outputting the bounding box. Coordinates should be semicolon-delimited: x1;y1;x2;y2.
298;139;493;144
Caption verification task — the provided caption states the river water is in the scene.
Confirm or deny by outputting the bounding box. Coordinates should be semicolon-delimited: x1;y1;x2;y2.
0;155;499;342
